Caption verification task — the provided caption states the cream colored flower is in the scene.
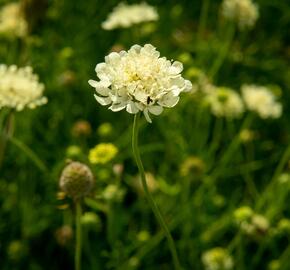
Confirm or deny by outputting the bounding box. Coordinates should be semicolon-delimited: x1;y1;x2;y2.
88;44;192;123
205;86;244;118
0;64;47;111
241;214;269;236
0;2;28;38
202;247;234;270
241;85;282;119
221;0;259;29
102;2;158;30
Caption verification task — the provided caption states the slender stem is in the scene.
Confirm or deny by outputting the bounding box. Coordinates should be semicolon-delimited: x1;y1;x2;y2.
132;113;181;270
9;136;47;172
75;200;82;270
257;143;290;210
197;0;210;41
209;23;235;80
210;115;252;178
0;111;14;168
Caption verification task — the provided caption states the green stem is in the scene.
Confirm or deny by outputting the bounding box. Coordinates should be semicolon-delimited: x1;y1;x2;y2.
209;23;235;80
197;0;210;40
257;143;290;210
0;111;14;168
132;113;181;270
211;115;252;177
75;200;82;270
9;136;47;172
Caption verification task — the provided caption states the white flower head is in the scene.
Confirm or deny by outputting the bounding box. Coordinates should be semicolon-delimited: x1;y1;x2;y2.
89;44;192;123
0;2;28;38
221;0;259;29
202;247;234;270
205;86;244;118
0;64;47;111
242;85;282;119
102;2;158;30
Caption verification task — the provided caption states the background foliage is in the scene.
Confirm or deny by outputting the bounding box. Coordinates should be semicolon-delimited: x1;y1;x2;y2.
0;0;290;269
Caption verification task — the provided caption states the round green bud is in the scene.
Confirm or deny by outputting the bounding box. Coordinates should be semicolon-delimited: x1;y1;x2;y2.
59;161;94;200
81;212;102;231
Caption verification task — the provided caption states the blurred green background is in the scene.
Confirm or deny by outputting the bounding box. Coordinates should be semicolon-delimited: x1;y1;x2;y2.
0;0;290;269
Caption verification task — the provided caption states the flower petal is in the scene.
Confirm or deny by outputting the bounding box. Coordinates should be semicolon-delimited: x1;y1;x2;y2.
94;94;111;106
134;90;147;103
89;80;111;96
148;105;163;115
169;61;183;75
105;52;121;65
143;108;152;123
109;102;127;112
158;93;180;107
126;102;139;114
184;80;192;92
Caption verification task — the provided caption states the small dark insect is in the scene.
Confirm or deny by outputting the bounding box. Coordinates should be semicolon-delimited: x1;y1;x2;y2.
147;96;153;104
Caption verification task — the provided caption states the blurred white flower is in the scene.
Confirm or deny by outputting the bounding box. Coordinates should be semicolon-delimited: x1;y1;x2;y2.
102;2;158;30
205;87;244;118
241;214;269;236
202;247;234;270
0;2;28;38
88;44;192;123
221;0;259;29
242;85;282;119
0;64;47;111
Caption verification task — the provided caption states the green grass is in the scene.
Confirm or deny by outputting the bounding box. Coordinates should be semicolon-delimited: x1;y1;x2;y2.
1;0;290;269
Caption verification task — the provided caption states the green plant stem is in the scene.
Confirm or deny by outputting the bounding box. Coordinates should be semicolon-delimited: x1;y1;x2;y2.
0;111;14;168
75;200;82;270
197;0;210;40
132;113;181;270
257;143;290;210
9;136;47;172
210;114;252;178
209;23;235;80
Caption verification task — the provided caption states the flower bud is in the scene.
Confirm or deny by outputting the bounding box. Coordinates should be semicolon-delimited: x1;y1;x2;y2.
81;212;102;231
55;225;73;246
59;161;94;200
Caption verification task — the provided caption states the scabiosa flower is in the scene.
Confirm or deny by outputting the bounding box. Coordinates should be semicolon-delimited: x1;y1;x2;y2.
205;87;244;118
88;143;118;164
88;44;192;123
102;2;158;30
221;0;259;30
241;214;270;236
241;85;282;119
202;247;234;270
0;2;28;38
0;64;47;111
59;161;94;200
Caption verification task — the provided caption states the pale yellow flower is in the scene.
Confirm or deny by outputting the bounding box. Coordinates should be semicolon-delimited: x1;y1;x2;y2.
205;86;244;118
221;0;259;29
88;44;192;123
242;85;282;119
0;2;27;38
102;2;158;30
0;64;47;111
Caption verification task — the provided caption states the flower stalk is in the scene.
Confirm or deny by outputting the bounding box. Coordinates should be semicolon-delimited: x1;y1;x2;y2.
132;113;181;270
0;110;14;168
75;200;82;270
209;23;235;80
